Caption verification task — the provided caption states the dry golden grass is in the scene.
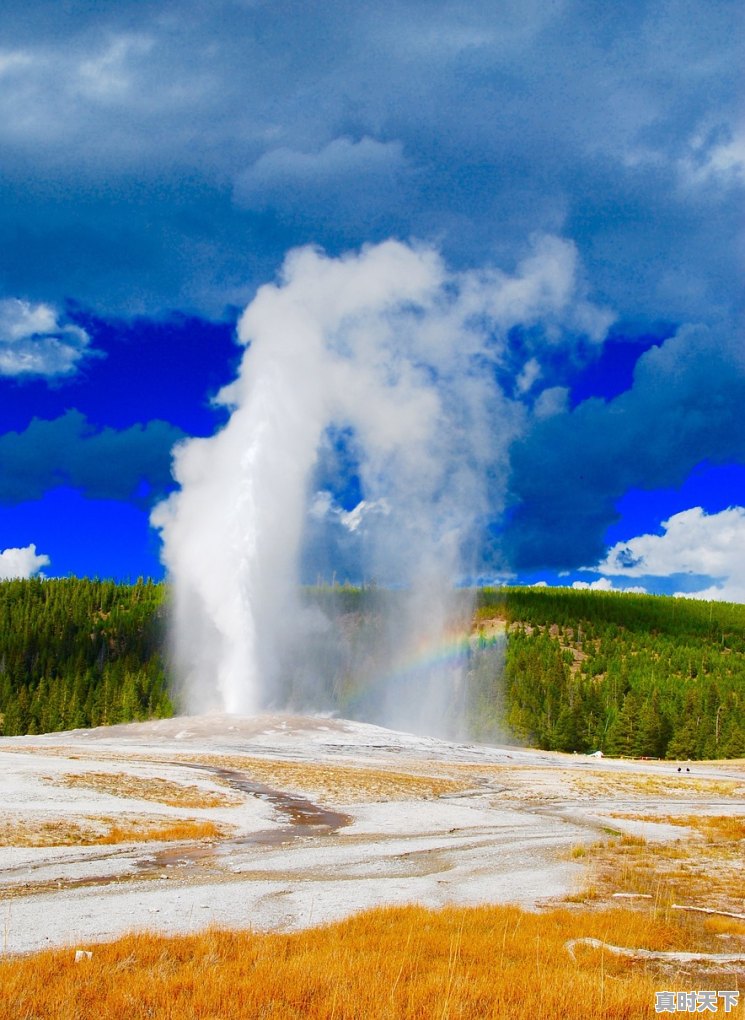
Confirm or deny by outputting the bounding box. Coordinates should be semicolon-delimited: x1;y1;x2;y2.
0;747;473;802
569;770;744;799
57;770;240;808
99;819;224;845
654;814;745;842
0;817;106;848
188;754;469;803
703;915;745;938
572;818;745;917
471;615;505;640
2;903;736;1020
0;815;224;847
608;812;745;842
407;762;745;805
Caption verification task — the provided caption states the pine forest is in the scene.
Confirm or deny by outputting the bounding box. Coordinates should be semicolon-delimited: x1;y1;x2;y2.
0;579;743;759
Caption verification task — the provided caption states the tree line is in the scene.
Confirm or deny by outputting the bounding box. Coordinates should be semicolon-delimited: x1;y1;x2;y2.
0;579;742;758
0;577;172;735
480;587;745;759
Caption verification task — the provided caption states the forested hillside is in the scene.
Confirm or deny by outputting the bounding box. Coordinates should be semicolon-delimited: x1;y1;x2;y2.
479;587;745;759
0;578;172;735
0;580;743;758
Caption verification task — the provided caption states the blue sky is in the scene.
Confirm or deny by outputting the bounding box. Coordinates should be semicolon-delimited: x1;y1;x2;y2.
0;0;743;598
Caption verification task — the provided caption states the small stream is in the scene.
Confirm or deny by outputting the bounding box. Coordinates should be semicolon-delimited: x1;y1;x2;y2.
134;763;351;875
0;765;351;897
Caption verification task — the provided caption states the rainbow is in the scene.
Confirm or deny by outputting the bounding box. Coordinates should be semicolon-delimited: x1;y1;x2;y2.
381;627;501;686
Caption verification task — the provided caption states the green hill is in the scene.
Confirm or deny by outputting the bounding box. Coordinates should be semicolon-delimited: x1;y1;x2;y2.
0;577;172;735
0;580;742;758
480;587;745;759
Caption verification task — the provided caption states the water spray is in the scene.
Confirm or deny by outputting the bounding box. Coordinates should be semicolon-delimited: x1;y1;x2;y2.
153;236;611;734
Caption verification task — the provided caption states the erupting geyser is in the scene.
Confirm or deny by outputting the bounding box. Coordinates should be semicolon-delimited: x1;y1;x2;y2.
152;237;611;734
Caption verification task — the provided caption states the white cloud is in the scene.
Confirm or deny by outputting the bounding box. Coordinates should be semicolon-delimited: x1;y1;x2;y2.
572;577;647;594
516;357;541;394
309;491;391;533
0;544;50;580
0;33;163;155
598;506;745;602
680;123;745;188
0;299;92;377
339;499;391;533
533;385;569;419
77;34;153;101
0;50;33;76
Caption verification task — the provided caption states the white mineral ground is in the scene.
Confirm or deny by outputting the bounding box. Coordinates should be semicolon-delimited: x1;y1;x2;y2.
0;714;743;955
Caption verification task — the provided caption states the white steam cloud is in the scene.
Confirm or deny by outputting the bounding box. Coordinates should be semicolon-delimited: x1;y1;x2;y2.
153;237;611;733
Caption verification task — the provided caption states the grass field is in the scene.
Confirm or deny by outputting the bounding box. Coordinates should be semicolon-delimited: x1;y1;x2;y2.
0;816;224;848
57;771;241;809
4;902;742;1019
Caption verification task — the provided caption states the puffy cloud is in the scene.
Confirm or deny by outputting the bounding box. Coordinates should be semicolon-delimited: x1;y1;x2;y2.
532;385;569;419
0;299;92;377
0;543;49;579
516;357;541;394
571;577;647;595
0;410;183;504
598;506;745;602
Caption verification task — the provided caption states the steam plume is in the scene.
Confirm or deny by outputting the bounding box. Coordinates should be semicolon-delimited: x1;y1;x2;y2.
153;237;610;732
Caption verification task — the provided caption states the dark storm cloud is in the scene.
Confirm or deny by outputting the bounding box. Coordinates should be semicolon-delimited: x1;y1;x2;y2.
1;0;742;581
0;0;740;322
0;410;183;504
504;322;745;570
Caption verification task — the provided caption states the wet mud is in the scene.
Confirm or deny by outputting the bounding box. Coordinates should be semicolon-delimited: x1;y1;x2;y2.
135;763;351;875
1;763;351;897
